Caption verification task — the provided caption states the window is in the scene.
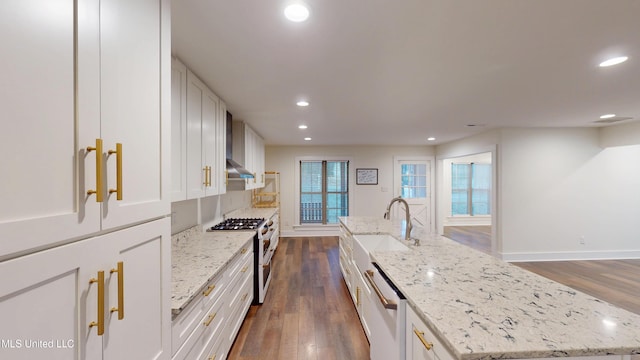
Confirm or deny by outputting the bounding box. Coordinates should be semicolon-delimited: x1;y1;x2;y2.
451;163;491;216
400;163;427;199
300;160;349;224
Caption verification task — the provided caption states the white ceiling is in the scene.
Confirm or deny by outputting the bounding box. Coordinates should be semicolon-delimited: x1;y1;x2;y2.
171;0;640;146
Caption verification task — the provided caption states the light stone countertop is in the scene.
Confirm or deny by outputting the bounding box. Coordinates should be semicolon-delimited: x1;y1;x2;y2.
171;207;277;318
339;216;640;360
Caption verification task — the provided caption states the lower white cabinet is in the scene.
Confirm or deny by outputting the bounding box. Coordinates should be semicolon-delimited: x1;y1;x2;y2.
339;225;372;341
0;218;171;360
406;304;454;360
171;240;254;360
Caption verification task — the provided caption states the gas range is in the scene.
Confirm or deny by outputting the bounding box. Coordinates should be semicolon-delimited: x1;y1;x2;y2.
209;218;265;231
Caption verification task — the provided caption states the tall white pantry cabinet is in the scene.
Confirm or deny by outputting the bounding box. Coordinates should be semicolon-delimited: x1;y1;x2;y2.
0;0;172;359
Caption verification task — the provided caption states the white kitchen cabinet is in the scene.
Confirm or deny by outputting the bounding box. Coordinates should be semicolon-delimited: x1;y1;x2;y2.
0;0;170;260
231;121;265;190
185;69;226;199
339;224;372;341
0;217;171;360
406;304;454;360
172;58;188;201
171;241;253;360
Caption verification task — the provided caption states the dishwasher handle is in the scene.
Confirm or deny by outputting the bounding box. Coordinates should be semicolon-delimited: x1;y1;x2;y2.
364;269;397;310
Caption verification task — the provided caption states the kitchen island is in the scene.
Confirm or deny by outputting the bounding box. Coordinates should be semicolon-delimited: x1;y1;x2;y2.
339;216;640;360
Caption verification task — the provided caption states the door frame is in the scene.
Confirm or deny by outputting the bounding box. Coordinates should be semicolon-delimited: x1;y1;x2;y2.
436;145;499;255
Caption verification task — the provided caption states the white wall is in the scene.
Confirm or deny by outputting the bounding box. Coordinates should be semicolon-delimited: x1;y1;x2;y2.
265;145;434;235
170;191;251;234
436;125;640;261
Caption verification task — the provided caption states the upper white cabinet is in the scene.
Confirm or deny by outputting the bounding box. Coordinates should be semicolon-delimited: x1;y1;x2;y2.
232;121;266;190
171;59;188;201
171;59;227;201
0;0;170;260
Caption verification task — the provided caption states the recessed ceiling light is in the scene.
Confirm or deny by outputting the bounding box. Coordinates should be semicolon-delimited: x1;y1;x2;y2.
298;125;308;129
304;137;312;141
427;137;436;141
284;4;309;22
599;56;628;67
296;100;309;107
600;114;616;119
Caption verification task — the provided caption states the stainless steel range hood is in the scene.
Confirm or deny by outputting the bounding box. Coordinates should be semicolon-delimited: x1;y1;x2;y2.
225;112;254;185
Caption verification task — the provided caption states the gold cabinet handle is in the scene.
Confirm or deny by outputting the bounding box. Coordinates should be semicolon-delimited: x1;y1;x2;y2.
253;172;256;183
108;143;122;200
241;248;247;254
209;355;216;360
241;266;248;273
356;286;361;306
364;270;397;310
225;169;228;186
89;271;105;335
241;293;248;302
203;166;212;187
203;284;216;296
86;138;104;202
203;312;217;326
110;261;124;320
413;328;433;351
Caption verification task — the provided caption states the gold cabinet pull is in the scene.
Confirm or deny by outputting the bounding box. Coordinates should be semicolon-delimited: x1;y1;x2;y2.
203;312;217;326
413;328;433;350
203;284;216;296
89;271;105;335
356;287;361;306
110;261;124;320
86;139;104;202
241;293;248;302
225;169;228;185
209;355;216;360
108;143;123;200
203;166;211;187
253;172;256;183
240;248;247;254
241;266;248;273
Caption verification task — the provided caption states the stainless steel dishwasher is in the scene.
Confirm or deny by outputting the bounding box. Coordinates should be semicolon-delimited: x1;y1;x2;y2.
364;263;406;360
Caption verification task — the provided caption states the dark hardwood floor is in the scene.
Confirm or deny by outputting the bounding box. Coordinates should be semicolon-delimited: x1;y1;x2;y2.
228;236;369;360
443;225;492;255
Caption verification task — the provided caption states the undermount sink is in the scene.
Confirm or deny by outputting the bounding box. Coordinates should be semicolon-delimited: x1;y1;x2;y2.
352;234;410;272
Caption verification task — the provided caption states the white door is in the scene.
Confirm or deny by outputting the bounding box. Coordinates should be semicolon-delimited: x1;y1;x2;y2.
394;157;434;232
0;0;101;259
100;0;168;229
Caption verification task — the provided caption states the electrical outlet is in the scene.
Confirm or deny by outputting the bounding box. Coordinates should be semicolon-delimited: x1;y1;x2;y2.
579;236;585;245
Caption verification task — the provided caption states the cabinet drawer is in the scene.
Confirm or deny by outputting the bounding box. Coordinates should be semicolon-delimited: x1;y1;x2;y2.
226;241;253;281
221;268;254;355
407;305;455;360
173;294;226;360
172;271;226;357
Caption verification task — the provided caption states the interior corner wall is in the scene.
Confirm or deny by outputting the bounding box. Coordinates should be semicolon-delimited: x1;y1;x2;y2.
265;145;434;235
499;127;640;261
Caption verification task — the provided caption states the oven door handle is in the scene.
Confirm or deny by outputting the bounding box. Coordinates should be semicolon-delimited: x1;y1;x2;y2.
364;269;397;310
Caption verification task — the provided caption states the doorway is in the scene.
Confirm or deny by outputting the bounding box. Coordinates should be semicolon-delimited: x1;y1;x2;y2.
437;150;498;255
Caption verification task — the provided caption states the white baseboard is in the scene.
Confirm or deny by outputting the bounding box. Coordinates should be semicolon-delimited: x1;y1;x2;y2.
502;249;640;262
444;216;491;227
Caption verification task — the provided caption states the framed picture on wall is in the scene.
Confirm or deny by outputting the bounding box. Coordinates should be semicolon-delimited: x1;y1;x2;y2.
356;168;378;185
